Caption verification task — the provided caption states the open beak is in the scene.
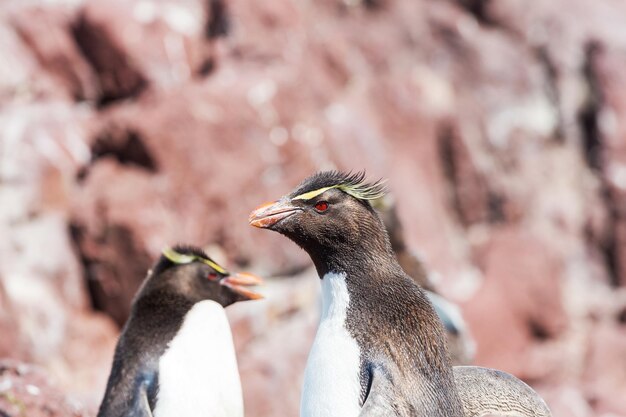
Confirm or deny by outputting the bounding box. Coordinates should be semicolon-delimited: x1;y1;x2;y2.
220;272;264;300
248;200;301;229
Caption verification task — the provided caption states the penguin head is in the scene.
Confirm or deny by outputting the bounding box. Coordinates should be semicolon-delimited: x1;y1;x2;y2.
151;245;263;306
248;171;390;271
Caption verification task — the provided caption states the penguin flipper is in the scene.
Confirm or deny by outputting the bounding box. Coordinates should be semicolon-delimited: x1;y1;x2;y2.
358;366;395;417
128;386;154;417
141;388;154;417
453;366;551;417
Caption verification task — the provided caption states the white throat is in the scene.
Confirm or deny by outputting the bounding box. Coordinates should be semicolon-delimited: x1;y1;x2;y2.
153;300;243;417
301;272;362;417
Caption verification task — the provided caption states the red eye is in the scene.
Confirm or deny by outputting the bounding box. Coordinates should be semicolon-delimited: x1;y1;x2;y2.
315;201;329;212
207;272;219;281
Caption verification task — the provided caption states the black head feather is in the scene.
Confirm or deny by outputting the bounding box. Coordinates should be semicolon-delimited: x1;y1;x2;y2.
289;170;387;202
170;244;210;259
153;245;227;276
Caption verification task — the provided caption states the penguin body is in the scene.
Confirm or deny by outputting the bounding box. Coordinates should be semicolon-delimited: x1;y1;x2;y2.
301;272;361;417
249;172;464;417
153;300;242;417
97;246;262;417
374;195;475;365
302;269;464;417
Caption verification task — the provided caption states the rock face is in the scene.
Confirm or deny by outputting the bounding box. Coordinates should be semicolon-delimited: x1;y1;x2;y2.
0;0;626;416
0;360;90;417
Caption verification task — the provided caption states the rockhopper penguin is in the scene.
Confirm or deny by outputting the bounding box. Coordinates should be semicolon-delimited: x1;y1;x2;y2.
249;171;551;417
249;171;464;417
97;245;263;417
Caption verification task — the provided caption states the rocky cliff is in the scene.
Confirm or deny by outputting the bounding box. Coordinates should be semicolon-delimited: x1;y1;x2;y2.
1;0;626;416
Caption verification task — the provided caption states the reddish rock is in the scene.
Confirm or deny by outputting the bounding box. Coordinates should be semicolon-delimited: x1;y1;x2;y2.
0;360;89;417
239;310;316;417
72;0;213;104
70;216;153;327
462;227;568;380
0;101;119;411
1;0;626;415
585;45;626;287
438;124;491;226
583;307;626;414
538;384;594;417
10;5;98;101
0;282;21;359
51;311;118;412
0;10;63;101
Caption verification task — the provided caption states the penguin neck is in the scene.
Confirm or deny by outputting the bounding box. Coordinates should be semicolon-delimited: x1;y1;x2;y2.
307;223;401;282
319;272;351;320
132;287;195;325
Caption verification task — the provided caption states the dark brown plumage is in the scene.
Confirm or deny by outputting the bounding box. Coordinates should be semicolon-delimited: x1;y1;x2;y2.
249;171;464;417
373;195;475;365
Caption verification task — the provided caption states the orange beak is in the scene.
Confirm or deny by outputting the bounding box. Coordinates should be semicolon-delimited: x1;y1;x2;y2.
248;200;302;229
221;272;264;300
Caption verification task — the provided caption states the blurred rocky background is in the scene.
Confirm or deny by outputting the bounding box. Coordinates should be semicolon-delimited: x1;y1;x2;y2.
1;0;626;415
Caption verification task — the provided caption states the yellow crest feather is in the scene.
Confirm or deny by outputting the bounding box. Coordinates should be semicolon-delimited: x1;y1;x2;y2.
161;247;227;274
292;186;334;201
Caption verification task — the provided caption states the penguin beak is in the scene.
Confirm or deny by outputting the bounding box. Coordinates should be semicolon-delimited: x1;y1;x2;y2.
220;272;264;300
249;199;302;229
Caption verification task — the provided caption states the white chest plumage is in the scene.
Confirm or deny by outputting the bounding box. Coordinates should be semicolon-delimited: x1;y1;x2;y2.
301;272;362;417
153;300;243;417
